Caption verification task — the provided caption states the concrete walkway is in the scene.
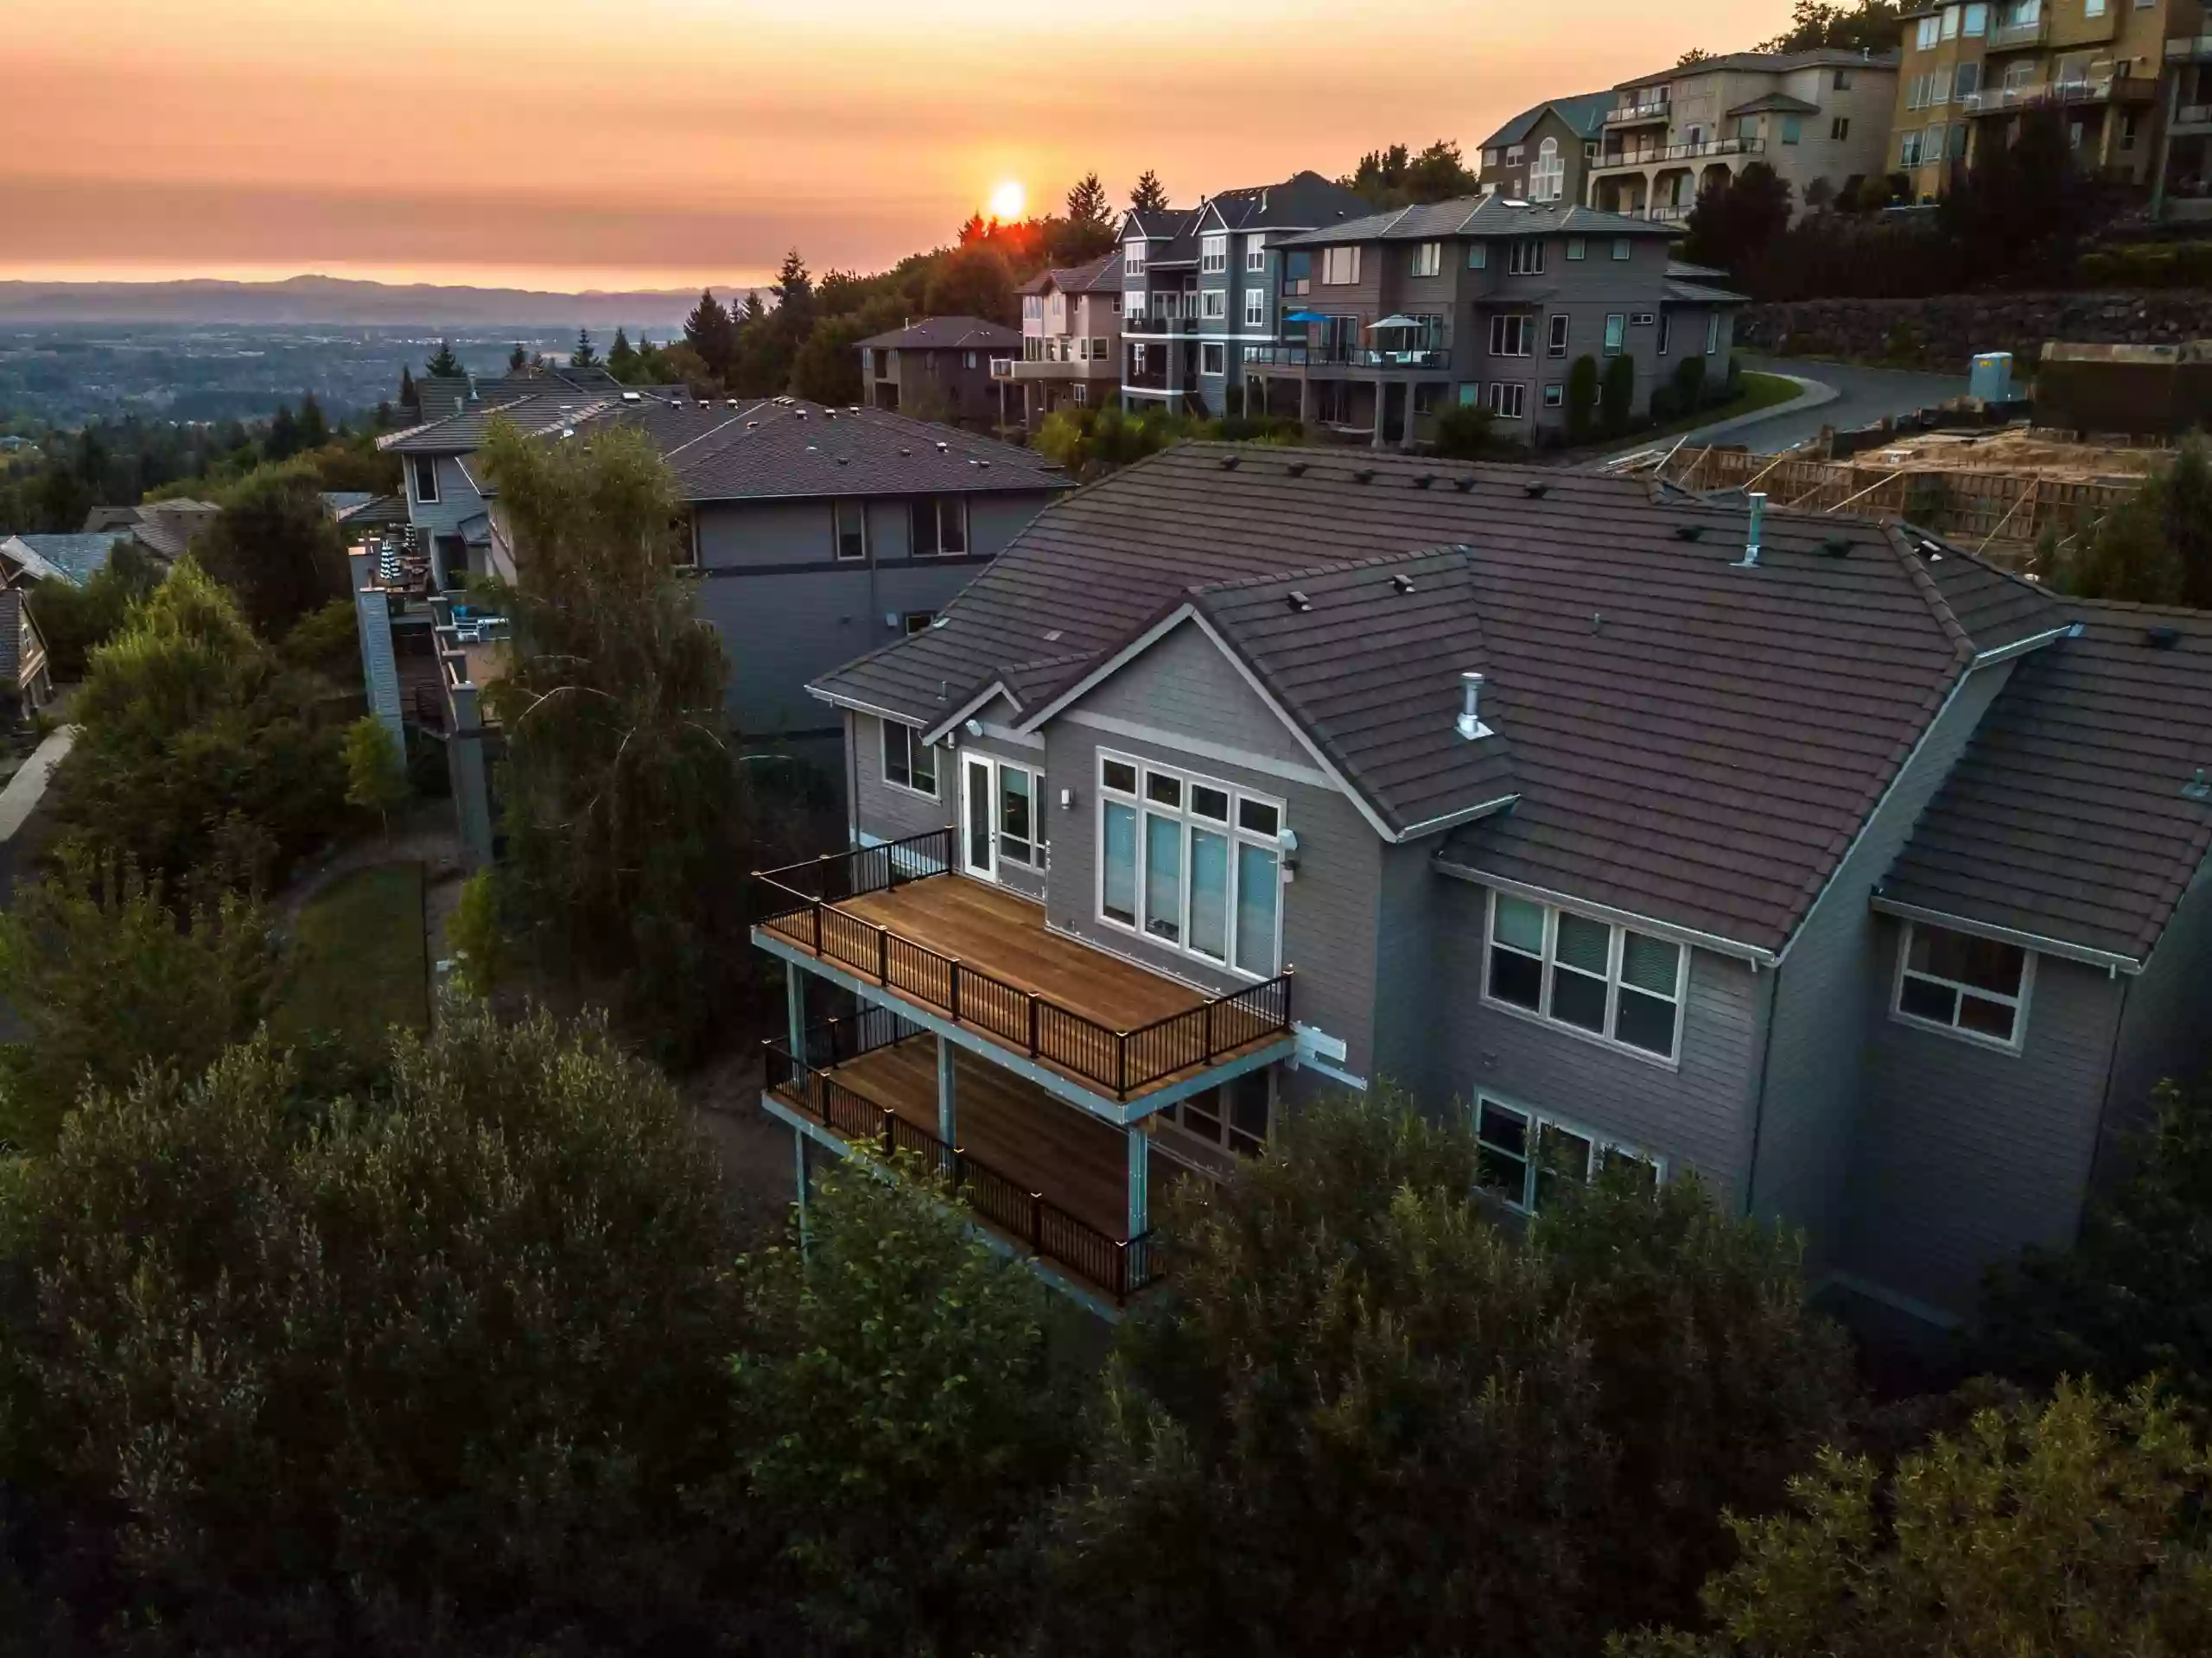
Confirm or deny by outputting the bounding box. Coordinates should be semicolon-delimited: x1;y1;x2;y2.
1605;373;1838;468
0;727;74;844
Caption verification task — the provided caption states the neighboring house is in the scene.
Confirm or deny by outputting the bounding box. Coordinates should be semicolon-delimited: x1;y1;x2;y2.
856;317;1021;430
760;442;2212;1329
1119;170;1371;418
1250;195;1743;445
0;590;54;718
81;499;216;562
1891;0;2193;208
1007;252;1126;430
1478;91;1617;205
0;532;136;589
1591;48;1901;218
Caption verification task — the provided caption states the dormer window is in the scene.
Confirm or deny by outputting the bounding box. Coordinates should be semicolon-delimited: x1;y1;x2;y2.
1893;923;2031;1050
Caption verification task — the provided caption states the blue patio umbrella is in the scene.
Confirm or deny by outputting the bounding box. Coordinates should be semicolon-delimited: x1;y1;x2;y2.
1283;310;1327;323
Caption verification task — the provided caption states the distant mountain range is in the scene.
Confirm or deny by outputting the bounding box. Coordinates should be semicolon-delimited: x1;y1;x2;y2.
0;274;702;328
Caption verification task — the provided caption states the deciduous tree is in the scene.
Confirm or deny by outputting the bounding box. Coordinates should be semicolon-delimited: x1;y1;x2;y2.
341;715;408;834
923;243;1017;325
192;460;349;638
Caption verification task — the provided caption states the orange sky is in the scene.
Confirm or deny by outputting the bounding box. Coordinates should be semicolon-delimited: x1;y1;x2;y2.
3;0;1797;292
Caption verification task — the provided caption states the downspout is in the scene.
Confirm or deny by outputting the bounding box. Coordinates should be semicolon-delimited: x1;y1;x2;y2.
2082;969;2135;1221
1740;957;1784;1218
845;710;861;847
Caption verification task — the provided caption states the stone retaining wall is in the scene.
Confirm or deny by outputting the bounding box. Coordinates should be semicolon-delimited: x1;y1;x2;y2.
1741;290;2212;372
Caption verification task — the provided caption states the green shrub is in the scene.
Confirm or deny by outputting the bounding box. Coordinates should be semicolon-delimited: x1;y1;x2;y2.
1567;355;1601;440
1432;398;1496;459
1600;353;1637;433
446;867;510;998
1672;354;1708;410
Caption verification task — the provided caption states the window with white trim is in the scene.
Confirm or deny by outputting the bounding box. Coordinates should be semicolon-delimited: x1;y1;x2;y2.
1244;286;1266;327
1467;243;1489;270
1706;312;1720;353
832;498;867;561
1485;890;1686;1061
1893;922;2032;1049
880;720;937;797
1486;381;1528;419
1531;138;1565;201
1201;342;1225;375
1097;753;1283;978
1125;240;1147;276
1542;381;1565;408
1201;233;1229;274
910;496;968;556
1321;245;1362;285
1410;241;1443;277
1475;1096;1663;1213
1201;289;1227;321
1506;238;1546;275
1603;313;1627;354
1245;236;1267;273
1547;313;1570;356
1566;235;1587;261
410;454;440;505
1612;237;1632;261
1489;314;1534;356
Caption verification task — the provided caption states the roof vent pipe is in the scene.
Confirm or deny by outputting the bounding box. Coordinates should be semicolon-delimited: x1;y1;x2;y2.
1456;671;1492;741
1737;492;1765;569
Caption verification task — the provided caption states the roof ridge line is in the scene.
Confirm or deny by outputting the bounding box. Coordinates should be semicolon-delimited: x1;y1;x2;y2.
1884;524;1977;663
1190;543;1467;596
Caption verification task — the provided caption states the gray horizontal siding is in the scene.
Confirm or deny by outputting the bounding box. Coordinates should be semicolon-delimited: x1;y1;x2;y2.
2110;860;2212;1149
1071;618;1313;770
851;712;951;846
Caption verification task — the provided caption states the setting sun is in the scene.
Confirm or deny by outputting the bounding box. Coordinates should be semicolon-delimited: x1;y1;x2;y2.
988;180;1027;222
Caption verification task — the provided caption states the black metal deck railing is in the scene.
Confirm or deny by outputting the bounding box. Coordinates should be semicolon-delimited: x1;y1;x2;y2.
766;1032;1158;1302
754;828;1293;1101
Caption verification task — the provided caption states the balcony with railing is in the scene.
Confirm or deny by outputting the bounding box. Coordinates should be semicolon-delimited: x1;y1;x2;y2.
766;1007;1160;1303
753;829;1296;1109
1592;136;1765;171
1987;11;2050;48
1123;313;1202;337
1960;71;2157;112
1243;343;1452;372
2171;32;2212;64
1604;96;1671;126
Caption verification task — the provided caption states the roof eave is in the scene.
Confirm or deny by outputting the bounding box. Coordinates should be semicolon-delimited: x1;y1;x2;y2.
1433;857;1783;967
1868;895;2145;975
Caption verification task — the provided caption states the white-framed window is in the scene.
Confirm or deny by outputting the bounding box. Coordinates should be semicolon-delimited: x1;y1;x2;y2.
910;495;968;556
961;753;1046;876
1706;312;1720;353
1022;294;1043;321
1126;240;1147;276
832;498;867;561
1474;1095;1663;1214
1243;286;1266;327
1201;289;1227;321
1929;68;1951;105
1505;143;1524;164
1542;381;1565;408
1942;3;1961;34
1160;1070;1272;1159
410;454;440;505
1410;241;1443;277
1630;311;1655;327
1892;922;2033;1050
1565;236;1587;261
1916;14;1940;46
1603;313;1626;354
1507;238;1546;276
1483;146;1500;167
1320;245;1362;285
1245;236;1267;273
1486;381;1528;419
1489;314;1534;356
963;350;979;369
1832;116;1851;140
1096;752;1284;979
1531;137;1565;201
1547;313;1569;356
1611;237;1632;261
1201;342;1225;375
1071;382;1089;406
2086;0;2106;15
880;719;938;797
1901;130;1924;167
1467;243;1488;270
1200;234;1229;274
1484;889;1687;1062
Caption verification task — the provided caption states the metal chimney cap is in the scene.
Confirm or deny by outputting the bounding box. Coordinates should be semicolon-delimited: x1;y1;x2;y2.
1456;670;1493;741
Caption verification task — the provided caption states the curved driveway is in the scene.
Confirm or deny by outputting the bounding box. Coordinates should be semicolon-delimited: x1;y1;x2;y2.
1720;354;1967;454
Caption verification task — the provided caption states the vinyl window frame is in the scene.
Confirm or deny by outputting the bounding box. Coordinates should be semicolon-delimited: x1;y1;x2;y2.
880;719;938;799
1489;313;1535;357
1201;341;1226;376
1473;1092;1666;1215
410;454;440;505
1201;289;1228;321
909;495;968;557
1482;888;1688;1066
831;499;868;562
1603;313;1627;355
1486;381;1529;419
1243;286;1267;327
1409;241;1443;277
1200;233;1230;275
1095;749;1285;981
1506;238;1547;276
1245;237;1267;274
1547;313;1570;356
1320;245;1362;286
962;753;1046;875
1890;920;2035;1053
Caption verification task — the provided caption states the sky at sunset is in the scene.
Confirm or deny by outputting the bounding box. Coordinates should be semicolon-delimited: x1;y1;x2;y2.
5;0;1798;293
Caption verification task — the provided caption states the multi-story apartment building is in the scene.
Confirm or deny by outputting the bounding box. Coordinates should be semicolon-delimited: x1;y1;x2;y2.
1891;0;2197;205
2161;20;2212;216
1590;48;1902;218
1244;195;1742;445
856;317;1020;432
1120;170;1370;418
1478;92;1616;205
381;391;1065;779
1002;252;1124;429
761;443;2212;1331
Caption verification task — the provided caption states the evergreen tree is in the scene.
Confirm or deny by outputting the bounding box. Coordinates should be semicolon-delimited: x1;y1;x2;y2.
424;339;462;378
1129;169;1170;212
682;288;735;380
569;327;599;368
296;392;328;450
264;403;301;463
509;341;530;372
607;326;637;378
397;363;418;414
772;248;814;323
740;289;767;326
1065;170;1112;229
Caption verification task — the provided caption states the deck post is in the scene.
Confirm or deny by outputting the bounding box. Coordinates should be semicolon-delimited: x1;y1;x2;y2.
785;960;806;1058
936;1033;957;1148
1127;1124;1150;1239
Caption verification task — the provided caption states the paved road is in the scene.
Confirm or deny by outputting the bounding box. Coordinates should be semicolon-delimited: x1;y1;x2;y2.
1723;355;1967;454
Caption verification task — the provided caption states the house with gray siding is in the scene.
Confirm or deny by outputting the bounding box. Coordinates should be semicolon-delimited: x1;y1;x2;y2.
856;316;1020;431
1119;171;1370;419
754;441;2212;1330
1255;194;1745;445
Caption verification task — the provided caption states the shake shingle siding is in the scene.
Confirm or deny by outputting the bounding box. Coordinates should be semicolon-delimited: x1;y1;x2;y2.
1841;924;2121;1315
1752;658;2018;1265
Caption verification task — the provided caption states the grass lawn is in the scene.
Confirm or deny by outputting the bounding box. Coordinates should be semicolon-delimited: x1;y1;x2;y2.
275;862;429;1065
1635;371;1804;445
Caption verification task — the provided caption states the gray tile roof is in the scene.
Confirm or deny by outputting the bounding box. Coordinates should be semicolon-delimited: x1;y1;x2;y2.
1662;279;1753;305
1616;47;1898;90
334;492;409;528
645;399;1065;504
1727;91;1823;117
415;367;625;422
811;443;2027;954
1273;194;1675;248
1019;251;1125;297
1122;173;1369;269
0;532;130;587
1481;90;1618;149
857;316;1021;352
1882;601;2212;965
379;391;630;454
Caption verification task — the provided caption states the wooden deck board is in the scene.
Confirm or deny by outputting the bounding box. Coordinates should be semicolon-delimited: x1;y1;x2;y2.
830;1039;1133;1241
